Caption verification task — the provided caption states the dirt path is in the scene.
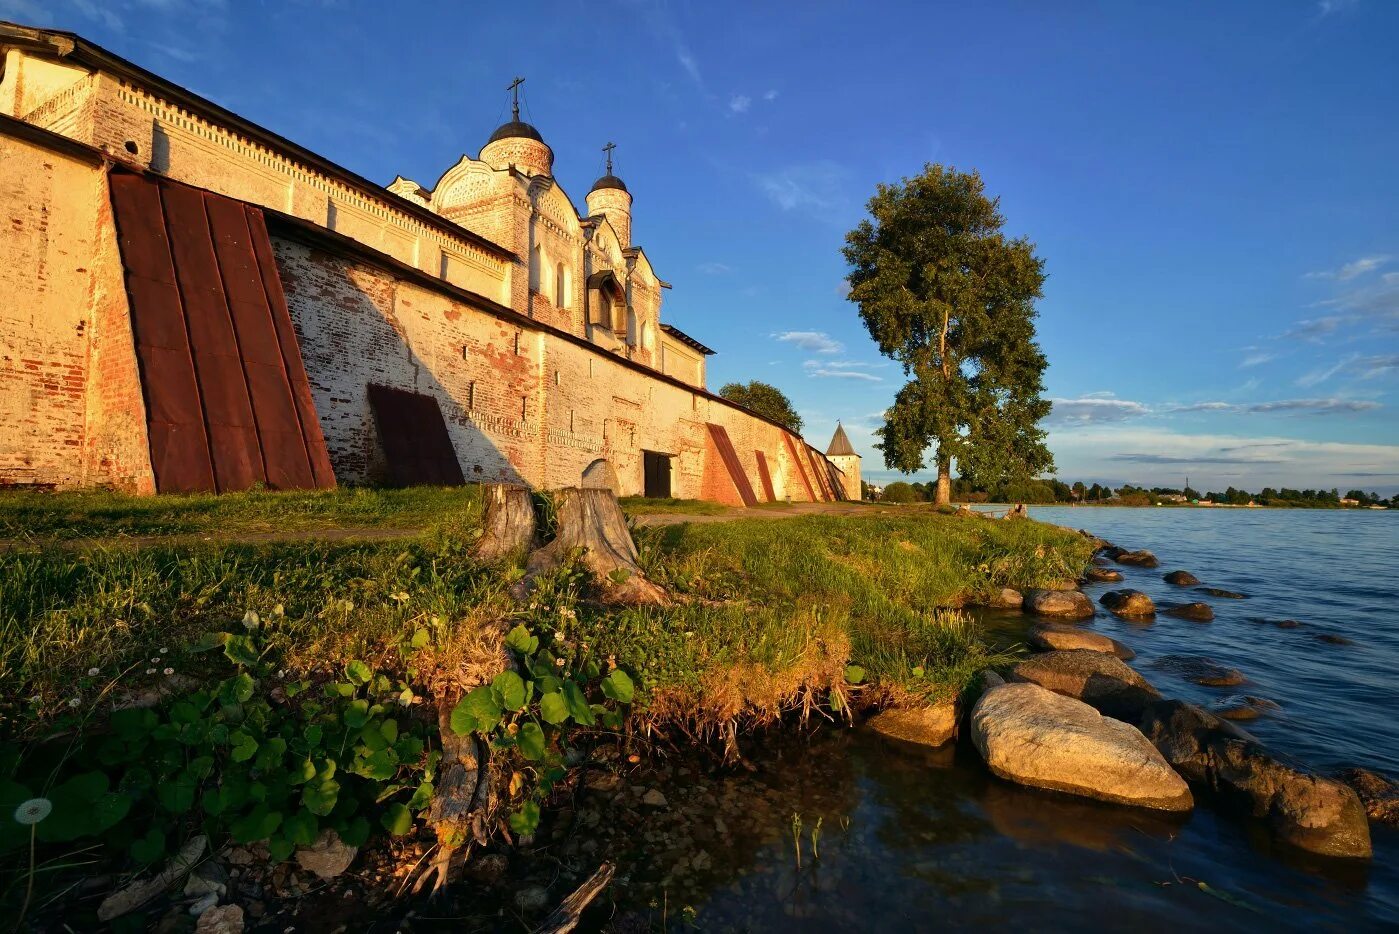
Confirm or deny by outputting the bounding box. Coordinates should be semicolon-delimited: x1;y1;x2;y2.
631;501;919;526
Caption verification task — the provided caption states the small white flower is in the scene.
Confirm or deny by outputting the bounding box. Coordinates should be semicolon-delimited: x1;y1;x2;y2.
146;668;157;675
555;657;565;667
87;667;100;677
151;657;160;663
67;697;81;708
13;798;52;826
242;610;260;630
159;647;168;654
163;667;175;676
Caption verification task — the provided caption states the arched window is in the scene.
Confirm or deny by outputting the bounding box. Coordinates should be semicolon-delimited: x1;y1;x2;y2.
529;244;541;292
555;263;568;309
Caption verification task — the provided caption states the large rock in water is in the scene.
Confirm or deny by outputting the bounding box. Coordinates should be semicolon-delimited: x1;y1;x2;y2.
1163;602;1215;622
866;699;959;748
1163;570;1200;586
971;682;1192;812
1115;550;1160;568
1023;588;1095;620
1029;623;1135;660
1139;701;1371;858
1336;768;1399;828
1083;567;1124;583
1150;655;1245;687
1010;649;1160;721
1100;589;1156;618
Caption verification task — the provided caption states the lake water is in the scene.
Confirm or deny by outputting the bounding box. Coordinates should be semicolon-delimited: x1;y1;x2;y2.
577;507;1399;931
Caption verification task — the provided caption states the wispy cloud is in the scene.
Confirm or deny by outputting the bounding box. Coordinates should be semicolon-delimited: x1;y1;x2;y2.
763;89;779;101
1172;398;1381;415
773;331;843;354
1110;452;1284;465
1299;353;1399;386
806;367;883;382
728;94;751;114
1307;254;1391;281
1045;397;1151;425
754;161;850;215
1240;349;1276;368
1316;0;1359;17
802;359;886;370
696;261;731;275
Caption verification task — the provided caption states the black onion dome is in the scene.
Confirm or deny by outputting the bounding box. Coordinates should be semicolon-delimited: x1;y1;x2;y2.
486;120;545;144
590;173;628;194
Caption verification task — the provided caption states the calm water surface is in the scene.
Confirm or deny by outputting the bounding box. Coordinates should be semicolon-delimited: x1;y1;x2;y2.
596;508;1399;931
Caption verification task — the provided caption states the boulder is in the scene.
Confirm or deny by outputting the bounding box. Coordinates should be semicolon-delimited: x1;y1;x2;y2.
1210;694;1279;721
980;587;1023;609
971;682;1192;811
1010;649;1160;721
1150;655;1245;687
1029;623;1135;660
1097;545;1124;561
294;829;357;881
866;698;959;748
1114;550;1160;568
1091;555;1112;567
1140;701;1371;858
1083;567;1124;583
1162;602;1215;622
195;905;244;934
1044;579;1080;592
1023;588;1095;620
1196;586;1246;599
1099;589;1156;618
1335;768;1399;828
1163;570;1200;586
1315;633;1354;646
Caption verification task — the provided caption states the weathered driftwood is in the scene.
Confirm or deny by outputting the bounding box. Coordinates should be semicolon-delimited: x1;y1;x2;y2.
535;861;616;933
473;483;537;562
527;488;668;605
97;834;207;921
412;694;498;896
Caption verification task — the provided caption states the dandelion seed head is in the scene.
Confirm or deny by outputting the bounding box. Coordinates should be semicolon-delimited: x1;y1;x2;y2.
87;667;100;677
14;798;52;825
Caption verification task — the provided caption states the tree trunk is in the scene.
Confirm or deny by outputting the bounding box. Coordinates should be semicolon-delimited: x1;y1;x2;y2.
526;488;668;605
472;483;537;562
935;457;952;506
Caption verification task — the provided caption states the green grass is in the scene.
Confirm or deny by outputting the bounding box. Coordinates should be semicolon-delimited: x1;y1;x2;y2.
0;486;481;542
0;493;1090;738
618;496;729;517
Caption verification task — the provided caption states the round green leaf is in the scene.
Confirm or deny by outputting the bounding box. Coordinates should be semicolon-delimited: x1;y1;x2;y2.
600;669;635;704
380;802;413;837
844;665;867;685
493;671;527;712
538;691;569;726
345;660;372;686
517;722;546;761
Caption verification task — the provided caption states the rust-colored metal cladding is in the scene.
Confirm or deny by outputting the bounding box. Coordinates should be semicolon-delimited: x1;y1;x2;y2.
247;210;337;489
705;424;758;506
783;432;817;502
109;174;216;493
754;450;777;502
108;172;334;492
366;385;466;487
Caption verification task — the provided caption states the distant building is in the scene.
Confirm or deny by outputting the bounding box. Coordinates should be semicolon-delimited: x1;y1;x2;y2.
825;423;862;500
1340;498;1360;506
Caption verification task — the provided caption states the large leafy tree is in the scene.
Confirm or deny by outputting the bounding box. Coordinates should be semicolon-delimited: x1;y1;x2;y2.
718;380;804;434
843;164;1053;505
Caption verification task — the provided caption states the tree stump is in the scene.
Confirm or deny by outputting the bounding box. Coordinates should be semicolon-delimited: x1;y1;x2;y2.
472;483;537;562
527;488;668;605
412;693;498;896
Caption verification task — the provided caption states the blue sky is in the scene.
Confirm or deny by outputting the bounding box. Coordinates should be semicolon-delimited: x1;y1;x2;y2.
10;0;1398;492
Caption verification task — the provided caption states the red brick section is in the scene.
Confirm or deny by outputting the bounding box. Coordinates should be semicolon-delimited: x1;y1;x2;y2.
754;450;777;502
108;172;334;492
705;424;758;507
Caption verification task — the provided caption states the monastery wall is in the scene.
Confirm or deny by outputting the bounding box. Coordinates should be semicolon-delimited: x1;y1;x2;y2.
0;132;150;489
272;234;823;503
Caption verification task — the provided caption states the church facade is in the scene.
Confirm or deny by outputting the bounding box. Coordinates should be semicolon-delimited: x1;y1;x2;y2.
0;21;851;504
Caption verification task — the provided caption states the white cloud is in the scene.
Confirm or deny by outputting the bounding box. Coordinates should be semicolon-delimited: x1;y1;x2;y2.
1045;397;1151;425
696;261;731;275
806;368;883;382
1316;0;1359;17
1307;254;1390;281
1172;398;1381;415
1240;350;1275;368
728;94;751;114
754;161;849;214
773;331;843;354
763;89;779;101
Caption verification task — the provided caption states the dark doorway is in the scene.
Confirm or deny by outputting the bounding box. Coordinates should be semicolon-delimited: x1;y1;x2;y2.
367;384;466;487
642;450;672;498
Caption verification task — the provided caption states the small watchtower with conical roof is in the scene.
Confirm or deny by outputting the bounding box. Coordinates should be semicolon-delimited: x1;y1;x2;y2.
826;422;862;500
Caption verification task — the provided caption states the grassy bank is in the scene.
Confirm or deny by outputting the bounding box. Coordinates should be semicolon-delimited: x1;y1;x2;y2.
0;486;481;542
0;494;1089;924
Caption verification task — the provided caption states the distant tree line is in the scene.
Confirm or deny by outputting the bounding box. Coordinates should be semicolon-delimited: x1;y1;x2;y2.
870;478;1396;508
